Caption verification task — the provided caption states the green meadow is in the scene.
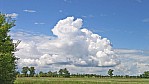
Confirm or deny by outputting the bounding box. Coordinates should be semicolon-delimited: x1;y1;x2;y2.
15;77;149;84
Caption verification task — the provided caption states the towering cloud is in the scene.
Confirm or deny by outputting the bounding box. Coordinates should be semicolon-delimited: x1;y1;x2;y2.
11;17;149;75
13;17;120;73
50;17;120;67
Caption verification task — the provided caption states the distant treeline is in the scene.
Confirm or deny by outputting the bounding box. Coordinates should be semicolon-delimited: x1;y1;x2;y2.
16;66;149;78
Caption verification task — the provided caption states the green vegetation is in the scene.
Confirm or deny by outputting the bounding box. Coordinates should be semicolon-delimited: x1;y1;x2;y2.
17;66;149;79
20;66;36;77
15;67;149;83
29;67;36;77
108;69;114;78
14;77;149;84
0;13;17;84
141;71;149;78
21;67;29;77
58;68;70;78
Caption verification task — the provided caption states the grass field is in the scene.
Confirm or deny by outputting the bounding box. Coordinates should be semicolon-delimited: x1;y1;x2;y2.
14;77;149;84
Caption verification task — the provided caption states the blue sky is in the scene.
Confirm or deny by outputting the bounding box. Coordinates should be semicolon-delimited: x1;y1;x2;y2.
1;0;149;50
1;0;149;75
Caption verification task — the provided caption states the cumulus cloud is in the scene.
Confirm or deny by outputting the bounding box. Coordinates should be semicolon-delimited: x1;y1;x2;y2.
51;17;119;67
5;13;18;18
12;17;149;75
11;17;121;73
23;9;36;13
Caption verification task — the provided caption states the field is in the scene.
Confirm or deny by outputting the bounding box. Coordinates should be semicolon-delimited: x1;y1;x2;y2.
14;77;149;84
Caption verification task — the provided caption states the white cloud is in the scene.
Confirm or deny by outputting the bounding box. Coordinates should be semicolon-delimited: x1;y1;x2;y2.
5;13;18;18
51;17;119;67
11;32;149;75
10;17;149;75
11;17;119;72
23;9;36;13
114;49;149;75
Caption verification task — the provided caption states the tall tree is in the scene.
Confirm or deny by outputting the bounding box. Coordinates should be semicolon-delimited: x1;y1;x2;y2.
29;67;35;77
0;13;17;83
108;69;114;78
21;67;29;77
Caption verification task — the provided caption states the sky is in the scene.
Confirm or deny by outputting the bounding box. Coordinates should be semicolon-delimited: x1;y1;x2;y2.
1;0;149;75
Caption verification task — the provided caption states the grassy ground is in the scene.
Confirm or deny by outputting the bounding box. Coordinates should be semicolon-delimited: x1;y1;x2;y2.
15;77;149;84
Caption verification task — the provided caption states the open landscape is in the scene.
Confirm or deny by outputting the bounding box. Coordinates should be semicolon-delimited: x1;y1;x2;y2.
14;77;149;84
1;0;149;84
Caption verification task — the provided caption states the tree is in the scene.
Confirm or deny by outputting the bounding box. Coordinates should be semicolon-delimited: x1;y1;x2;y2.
39;71;45;77
58;68;70;78
0;13;17;83
108;69;114;78
29;67;35;77
142;71;149;78
53;71;58;77
47;71;53;77
21;67;29;77
63;68;70;78
58;69;63;77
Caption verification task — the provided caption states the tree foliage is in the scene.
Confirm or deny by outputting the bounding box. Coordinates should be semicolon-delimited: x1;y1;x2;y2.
21;67;29;77
0;13;17;84
18;67;149;79
108;69;114;78
58;68;70;77
141;71;149;78
29;67;35;77
21;66;36;77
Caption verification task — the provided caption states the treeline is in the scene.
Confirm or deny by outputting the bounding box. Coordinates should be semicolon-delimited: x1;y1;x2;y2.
17;67;70;78
16;66;149;78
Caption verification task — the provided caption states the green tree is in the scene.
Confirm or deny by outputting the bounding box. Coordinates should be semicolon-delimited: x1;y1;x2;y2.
63;68;70;78
108;69;114;78
58;68;70;77
39;71;44;77
53;71;58;77
29;67;35;77
58;69;63;77
142;71;149;78
21;67;29;77
0;13;17;84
